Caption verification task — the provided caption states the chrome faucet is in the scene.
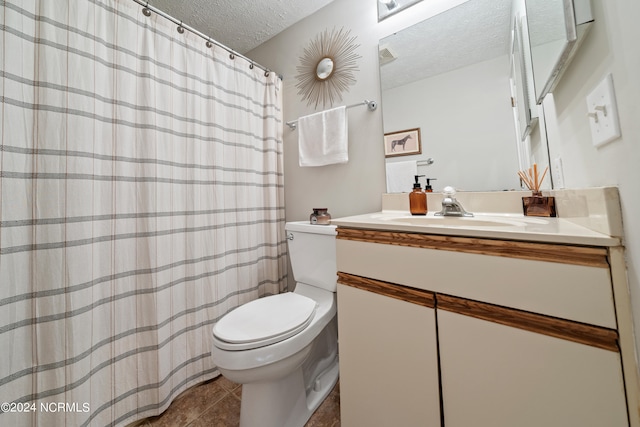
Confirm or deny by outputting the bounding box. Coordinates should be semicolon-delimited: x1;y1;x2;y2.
435;186;473;217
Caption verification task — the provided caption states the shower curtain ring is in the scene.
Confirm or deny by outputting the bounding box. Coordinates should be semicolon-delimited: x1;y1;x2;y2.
229;53;235;60
142;2;151;16
249;63;254;69
206;39;213;48
177;22;185;34
264;71;270;77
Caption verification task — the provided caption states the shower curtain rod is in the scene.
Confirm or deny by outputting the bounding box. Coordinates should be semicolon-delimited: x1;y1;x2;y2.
285;100;378;130
132;0;280;79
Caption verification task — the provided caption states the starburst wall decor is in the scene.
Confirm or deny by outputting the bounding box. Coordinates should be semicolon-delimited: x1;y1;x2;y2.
295;27;361;109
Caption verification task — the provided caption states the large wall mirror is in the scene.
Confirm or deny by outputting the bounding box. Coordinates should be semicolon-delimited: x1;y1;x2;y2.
378;0;591;192
380;0;528;192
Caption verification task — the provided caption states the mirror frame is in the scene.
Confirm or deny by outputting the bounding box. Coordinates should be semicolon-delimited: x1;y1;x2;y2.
294;27;361;109
511;16;538;141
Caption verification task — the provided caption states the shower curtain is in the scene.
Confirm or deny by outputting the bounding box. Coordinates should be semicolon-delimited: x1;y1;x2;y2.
0;0;286;425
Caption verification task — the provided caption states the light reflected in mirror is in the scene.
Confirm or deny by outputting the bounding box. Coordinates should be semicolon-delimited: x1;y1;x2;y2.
380;0;529;192
378;0;423;22
316;57;334;80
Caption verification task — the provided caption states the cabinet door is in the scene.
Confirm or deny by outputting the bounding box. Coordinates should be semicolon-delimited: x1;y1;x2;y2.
438;309;629;427
337;283;441;427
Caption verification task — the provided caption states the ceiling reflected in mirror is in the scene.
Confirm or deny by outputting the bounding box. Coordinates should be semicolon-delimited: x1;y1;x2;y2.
379;0;511;91
378;0;423;22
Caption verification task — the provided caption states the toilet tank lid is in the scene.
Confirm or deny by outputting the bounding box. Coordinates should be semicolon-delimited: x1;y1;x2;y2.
285;221;337;235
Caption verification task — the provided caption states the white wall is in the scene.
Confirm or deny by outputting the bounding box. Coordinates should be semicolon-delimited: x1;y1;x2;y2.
383;54;520;192
542;0;640;356
250;0;640;356
248;0;468;222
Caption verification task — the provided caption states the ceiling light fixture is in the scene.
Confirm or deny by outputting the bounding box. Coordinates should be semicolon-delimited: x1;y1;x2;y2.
381;0;398;10
378;0;422;22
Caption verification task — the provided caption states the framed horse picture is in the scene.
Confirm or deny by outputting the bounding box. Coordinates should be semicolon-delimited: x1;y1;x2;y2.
384;128;422;158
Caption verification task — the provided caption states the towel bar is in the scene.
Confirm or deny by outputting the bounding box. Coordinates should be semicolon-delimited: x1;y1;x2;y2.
285;100;377;130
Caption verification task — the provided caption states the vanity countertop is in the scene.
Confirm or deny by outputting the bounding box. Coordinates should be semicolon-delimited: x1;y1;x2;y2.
331;211;620;247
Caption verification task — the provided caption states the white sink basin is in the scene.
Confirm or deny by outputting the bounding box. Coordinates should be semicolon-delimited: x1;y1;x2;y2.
331;209;620;247
374;214;550;228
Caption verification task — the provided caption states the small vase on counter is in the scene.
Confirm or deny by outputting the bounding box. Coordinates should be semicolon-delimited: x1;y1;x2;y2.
522;191;557;217
518;165;557;217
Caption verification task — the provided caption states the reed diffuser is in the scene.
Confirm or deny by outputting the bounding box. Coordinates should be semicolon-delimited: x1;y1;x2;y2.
518;164;557;217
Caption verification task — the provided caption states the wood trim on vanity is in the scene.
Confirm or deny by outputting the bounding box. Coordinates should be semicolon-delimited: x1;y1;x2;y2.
337;272;435;308
337;272;618;352
336;227;609;268
437;294;619;352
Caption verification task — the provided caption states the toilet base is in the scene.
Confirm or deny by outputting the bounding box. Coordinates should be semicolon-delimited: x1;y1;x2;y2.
239;354;339;427
240;358;338;427
238;317;339;427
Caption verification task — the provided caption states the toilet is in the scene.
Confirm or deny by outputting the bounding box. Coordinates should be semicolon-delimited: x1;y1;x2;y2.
211;221;339;427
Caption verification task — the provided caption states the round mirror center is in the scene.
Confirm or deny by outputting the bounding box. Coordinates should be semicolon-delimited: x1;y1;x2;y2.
316;57;334;80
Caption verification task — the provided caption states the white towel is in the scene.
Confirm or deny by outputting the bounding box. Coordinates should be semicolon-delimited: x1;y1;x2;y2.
298;106;348;167
386;160;417;193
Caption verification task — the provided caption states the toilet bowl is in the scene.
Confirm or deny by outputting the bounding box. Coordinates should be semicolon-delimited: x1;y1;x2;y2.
211;222;339;427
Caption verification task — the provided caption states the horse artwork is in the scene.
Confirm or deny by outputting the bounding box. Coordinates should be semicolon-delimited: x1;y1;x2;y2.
391;134;412;152
384;128;422;158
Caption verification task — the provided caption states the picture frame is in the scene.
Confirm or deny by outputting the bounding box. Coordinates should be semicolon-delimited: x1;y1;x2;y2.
384;128;422;158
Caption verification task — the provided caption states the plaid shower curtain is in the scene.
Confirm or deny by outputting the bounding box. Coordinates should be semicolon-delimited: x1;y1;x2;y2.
0;0;286;425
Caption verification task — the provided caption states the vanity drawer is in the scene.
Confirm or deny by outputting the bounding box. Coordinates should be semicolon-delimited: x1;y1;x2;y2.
336;228;616;329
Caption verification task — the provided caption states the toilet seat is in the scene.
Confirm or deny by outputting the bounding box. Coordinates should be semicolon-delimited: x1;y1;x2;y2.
213;292;317;351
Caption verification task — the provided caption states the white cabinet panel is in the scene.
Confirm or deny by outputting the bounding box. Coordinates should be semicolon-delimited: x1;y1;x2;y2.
337;239;616;328
438;309;628;427
337;284;441;427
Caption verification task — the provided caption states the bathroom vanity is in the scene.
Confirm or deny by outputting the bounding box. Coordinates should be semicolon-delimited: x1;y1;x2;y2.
332;188;639;427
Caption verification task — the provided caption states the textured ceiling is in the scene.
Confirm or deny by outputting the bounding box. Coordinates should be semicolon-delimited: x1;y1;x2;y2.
148;0;337;54
380;0;513;91
147;0;525;91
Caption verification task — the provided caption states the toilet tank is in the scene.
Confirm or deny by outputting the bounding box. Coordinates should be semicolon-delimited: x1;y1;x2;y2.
285;221;337;292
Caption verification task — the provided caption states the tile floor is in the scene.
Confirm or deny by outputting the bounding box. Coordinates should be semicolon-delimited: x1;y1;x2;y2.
139;376;341;426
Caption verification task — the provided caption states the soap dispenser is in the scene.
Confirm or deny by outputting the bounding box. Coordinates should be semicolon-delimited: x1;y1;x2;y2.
409;175;427;216
425;178;437;193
